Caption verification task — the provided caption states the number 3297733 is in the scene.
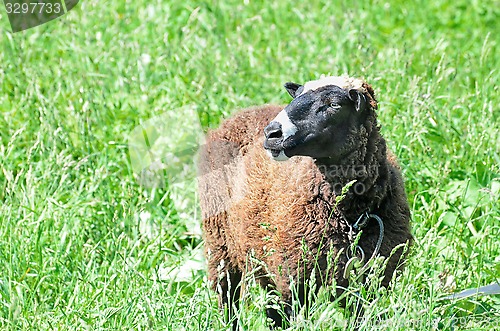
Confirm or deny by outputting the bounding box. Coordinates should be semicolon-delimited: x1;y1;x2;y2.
5;2;62;14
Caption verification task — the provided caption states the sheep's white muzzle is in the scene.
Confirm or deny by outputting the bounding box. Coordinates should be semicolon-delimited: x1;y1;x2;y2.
273;109;297;140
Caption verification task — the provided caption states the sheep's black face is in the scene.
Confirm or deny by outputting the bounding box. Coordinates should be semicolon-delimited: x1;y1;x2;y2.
264;83;367;161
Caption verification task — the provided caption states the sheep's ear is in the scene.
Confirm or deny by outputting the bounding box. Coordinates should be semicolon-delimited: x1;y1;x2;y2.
284;82;303;98
348;89;367;112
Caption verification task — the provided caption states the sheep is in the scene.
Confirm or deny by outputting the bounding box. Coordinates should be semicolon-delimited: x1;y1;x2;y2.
197;75;412;329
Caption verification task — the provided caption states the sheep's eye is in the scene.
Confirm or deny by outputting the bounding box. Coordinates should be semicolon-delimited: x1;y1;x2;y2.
317;103;340;113
329;103;341;110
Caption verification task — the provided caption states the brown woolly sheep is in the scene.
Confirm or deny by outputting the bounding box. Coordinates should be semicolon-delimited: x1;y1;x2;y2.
198;76;412;329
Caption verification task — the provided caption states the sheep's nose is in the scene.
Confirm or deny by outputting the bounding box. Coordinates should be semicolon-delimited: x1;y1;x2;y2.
264;121;283;140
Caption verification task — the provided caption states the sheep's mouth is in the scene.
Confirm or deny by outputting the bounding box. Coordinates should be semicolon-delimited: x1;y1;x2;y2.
265;148;289;161
269;148;282;158
263;138;289;161
264;135;307;161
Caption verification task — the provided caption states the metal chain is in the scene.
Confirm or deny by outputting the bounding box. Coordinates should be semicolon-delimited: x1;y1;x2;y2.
344;212;385;279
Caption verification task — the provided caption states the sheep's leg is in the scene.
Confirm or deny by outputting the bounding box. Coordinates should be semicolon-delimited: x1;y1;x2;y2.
218;268;242;331
261;279;293;329
205;246;242;330
266;302;292;329
266;307;284;329
203;219;242;328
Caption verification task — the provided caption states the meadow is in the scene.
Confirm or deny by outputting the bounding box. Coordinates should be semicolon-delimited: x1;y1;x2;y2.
0;0;498;329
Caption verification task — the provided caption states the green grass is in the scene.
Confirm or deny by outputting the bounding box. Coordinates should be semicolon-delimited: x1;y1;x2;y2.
0;0;499;330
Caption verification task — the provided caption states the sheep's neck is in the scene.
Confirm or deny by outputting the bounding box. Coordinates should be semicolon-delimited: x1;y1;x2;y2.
315;126;389;222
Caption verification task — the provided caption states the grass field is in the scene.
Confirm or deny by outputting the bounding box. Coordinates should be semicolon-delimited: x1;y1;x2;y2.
0;0;499;330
